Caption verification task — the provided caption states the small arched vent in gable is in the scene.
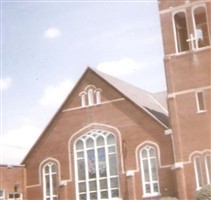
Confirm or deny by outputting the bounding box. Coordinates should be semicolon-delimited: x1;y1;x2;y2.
79;85;102;107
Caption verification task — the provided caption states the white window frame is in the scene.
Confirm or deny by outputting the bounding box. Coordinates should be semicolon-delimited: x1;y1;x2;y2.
0;189;5;200
95;89;102;104
193;156;204;190
80;92;87;107
205;154;211;184
195;91;206;113
74;129;120;200
192;4;210;49
172;10;190;53
88;88;94;106
42;162;58;200
8;192;22;200
140;146;160;198
79;85;103;107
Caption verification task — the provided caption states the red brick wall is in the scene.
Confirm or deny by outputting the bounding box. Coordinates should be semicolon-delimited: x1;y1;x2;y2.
24;72;175;199
0;165;25;199
159;1;211;199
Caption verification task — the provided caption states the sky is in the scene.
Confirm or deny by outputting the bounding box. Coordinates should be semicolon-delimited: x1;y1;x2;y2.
0;0;166;165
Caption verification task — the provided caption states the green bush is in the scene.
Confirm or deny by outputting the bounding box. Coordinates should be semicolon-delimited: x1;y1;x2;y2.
159;197;178;200
195;184;211;200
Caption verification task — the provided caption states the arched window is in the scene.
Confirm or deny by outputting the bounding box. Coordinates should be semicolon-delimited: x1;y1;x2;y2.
205;155;211;184
173;11;189;52
95;89;102;104
140;146;159;197
42;162;58;200
193;156;203;189
74;129;120;200
193;6;210;48
88;88;94;106
79;85;102;107
80;92;86;108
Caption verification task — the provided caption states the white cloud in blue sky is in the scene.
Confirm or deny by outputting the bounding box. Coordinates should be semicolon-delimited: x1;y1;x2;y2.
0;77;12;90
0;125;42;164
97;58;144;77
39;79;74;107
44;28;61;38
1;2;166;164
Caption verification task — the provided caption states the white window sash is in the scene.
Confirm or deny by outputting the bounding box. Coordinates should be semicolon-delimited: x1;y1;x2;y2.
74;130;120;200
195;91;206;112
140;147;160;197
43;163;58;200
205;155;211;184
193;156;203;190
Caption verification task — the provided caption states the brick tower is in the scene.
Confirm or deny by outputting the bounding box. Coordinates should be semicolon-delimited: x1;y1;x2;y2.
158;1;211;199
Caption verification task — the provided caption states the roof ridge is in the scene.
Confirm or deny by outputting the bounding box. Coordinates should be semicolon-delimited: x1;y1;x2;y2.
92;68;151;93
92;68;169;128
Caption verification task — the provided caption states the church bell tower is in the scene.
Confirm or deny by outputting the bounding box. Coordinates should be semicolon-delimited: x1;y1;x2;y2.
158;1;211;199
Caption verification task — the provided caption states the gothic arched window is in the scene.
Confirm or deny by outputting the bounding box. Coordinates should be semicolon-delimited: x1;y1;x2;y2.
140;146;159;197
42;162;58;200
74;129;120;200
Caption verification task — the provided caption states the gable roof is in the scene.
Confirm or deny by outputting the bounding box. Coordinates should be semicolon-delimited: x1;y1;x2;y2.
22;67;169;164
92;68;169;127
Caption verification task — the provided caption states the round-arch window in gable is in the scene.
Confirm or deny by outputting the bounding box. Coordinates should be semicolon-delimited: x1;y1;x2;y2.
74;129;120;200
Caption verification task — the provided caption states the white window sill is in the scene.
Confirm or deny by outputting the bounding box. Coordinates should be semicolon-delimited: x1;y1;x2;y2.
175;45;211;55
165;45;211;58
142;193;161;198
196;187;202;191
196;110;207;114
101;198;122;200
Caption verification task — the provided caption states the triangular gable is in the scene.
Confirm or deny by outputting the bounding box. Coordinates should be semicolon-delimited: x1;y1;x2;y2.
22;67;169;164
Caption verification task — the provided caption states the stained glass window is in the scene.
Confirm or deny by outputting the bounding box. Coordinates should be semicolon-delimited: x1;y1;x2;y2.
140;146;159;197
74;129;120;200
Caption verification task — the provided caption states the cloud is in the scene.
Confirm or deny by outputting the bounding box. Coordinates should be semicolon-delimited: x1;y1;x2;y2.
0;125;41;164
0;77;12;90
44;28;61;38
39;79;74;108
97;58;144;77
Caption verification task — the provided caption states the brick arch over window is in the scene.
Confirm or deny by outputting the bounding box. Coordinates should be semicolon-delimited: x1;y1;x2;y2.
68;123;124;200
190;150;211;190
39;158;60;200
136;141;160;198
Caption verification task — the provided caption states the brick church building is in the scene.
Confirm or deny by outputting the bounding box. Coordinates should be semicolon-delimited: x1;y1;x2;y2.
0;0;210;199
